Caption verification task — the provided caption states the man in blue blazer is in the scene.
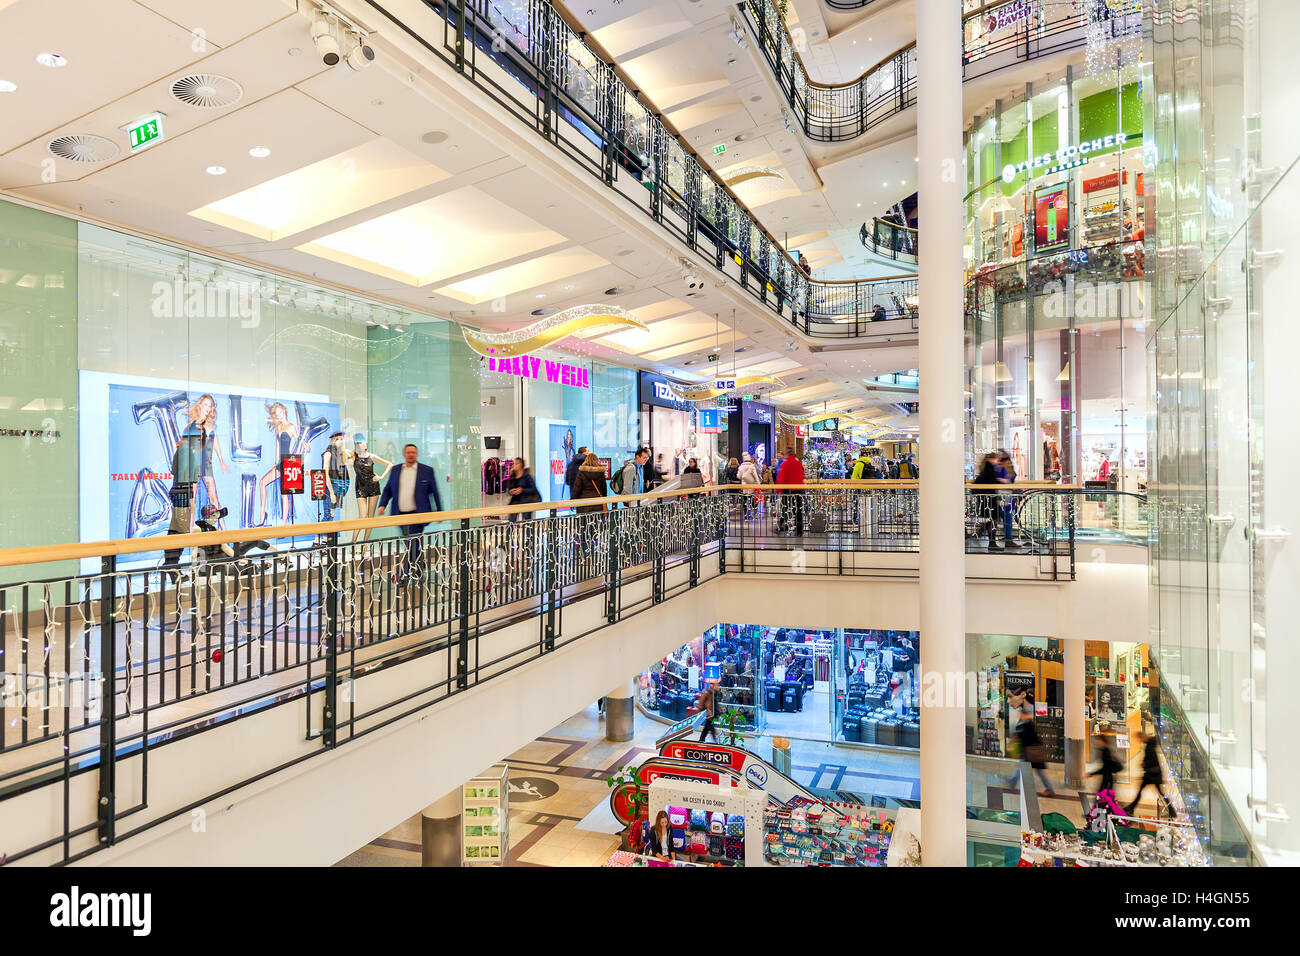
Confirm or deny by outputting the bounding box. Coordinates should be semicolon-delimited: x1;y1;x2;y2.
378;443;444;580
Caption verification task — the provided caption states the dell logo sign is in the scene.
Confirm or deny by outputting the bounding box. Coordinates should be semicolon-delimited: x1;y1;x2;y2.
745;764;768;788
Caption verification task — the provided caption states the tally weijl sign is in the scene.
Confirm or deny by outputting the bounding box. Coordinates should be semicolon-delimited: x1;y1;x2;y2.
487;355;591;388
1001;133;1131;183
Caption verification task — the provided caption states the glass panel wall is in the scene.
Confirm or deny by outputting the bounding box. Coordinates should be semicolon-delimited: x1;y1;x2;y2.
1147;0;1300;866
0;197;536;580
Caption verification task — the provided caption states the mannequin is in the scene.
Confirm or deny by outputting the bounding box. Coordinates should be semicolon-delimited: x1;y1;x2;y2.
350;434;393;542
321;431;350;523
187;393;230;529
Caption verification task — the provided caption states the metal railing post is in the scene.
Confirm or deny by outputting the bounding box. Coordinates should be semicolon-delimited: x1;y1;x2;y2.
650;501;663;604
457;519;471;689
96;555;117;847
544;517;558;651
605;508;620;623
454;0;467;72
322;531;340;748
689;498;701;588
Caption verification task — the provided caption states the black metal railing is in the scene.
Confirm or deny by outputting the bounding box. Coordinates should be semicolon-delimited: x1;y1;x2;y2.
0;483;1091;865
860;217;918;264
355;0;916;338
742;0;1137;143
822;0;886;10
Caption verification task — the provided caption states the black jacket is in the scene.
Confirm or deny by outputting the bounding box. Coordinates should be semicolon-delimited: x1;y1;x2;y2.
564;454;584;497
505;470;541;504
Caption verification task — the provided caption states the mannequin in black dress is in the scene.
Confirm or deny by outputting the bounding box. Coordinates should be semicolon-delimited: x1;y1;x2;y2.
350;434;393;542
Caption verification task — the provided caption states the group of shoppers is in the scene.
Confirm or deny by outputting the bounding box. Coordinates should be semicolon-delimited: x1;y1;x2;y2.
973;449;1020;551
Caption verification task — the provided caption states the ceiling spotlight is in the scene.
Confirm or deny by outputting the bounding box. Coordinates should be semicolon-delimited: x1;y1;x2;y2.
205;165;227;175
0;80;17;93
36;52;68;68
312;13;341;66
248;146;271;158
346;35;375;71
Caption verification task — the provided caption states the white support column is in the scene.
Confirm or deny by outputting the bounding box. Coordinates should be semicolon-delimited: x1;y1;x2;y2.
917;0;967;867
1064;639;1086;788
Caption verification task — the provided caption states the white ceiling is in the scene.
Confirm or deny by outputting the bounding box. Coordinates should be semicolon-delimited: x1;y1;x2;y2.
0;0;924;422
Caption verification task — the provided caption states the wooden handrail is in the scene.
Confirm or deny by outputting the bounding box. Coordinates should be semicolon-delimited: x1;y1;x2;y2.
0;481;1080;568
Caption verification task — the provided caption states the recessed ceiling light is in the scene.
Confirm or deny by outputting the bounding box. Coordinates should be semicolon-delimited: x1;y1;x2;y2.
750;95;762;102
616;249;634;257
563;283;576;290
248;146;271;158
0;80;16;93
421;130;449;144
36;52;67;68
535;293;546;299
288;47;303;56
205;165;227;176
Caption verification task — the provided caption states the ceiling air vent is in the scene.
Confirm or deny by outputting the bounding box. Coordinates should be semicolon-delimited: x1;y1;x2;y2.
47;134;120;163
170;73;244;109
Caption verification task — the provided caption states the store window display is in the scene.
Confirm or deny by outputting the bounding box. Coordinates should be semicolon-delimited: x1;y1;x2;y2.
964;65;1147;486
836;629;920;750
350;435;393;542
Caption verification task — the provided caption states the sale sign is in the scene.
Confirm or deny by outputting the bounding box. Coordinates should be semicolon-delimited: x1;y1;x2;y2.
280;454;305;496
309;469;327;501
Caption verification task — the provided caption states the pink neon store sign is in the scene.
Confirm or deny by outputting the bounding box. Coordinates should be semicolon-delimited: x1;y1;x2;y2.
488;355;590;389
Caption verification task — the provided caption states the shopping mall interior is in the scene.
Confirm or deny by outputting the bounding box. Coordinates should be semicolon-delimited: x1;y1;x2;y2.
0;0;1293;888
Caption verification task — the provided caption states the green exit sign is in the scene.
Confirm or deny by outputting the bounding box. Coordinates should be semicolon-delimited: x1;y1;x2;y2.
124;113;165;153
713;143;726;155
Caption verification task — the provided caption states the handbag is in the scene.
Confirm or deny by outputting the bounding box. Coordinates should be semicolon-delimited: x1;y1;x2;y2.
1025;744;1047;764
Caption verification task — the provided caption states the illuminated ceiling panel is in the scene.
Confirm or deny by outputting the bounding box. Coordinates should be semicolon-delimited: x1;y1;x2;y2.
641;333;748;362
435;248;610;304
189;140;449;241
594;311;729;353
296;187;565;287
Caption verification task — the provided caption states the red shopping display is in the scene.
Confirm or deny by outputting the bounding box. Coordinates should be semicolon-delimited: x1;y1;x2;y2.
279;454;304;495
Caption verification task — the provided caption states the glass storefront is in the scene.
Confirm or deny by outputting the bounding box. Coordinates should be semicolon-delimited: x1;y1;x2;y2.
0;197;638;578
639;372;725;485
964;62;1147;487
636;624;920;753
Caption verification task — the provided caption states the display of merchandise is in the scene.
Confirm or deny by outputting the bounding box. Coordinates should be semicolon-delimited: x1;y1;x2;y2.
972;665;1006;757
641;626;758;730
1018;811;1206;868
480;457;513;499
838;629;919;748
764;800;893;867
651;782;761;867
461;766;509;866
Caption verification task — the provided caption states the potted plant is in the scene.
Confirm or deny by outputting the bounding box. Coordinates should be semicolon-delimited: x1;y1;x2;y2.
605;763;649;850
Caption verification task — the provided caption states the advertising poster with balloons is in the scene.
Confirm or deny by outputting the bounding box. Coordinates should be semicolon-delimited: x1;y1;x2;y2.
79;370;341;568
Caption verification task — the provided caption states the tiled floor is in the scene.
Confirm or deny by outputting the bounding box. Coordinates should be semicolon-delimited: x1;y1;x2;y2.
336;704;663;868
337;705;1186;866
